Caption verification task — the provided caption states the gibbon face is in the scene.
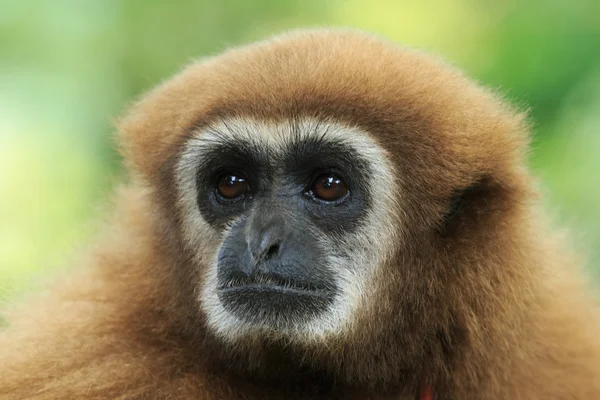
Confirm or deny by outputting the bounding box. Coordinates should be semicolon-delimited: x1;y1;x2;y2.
177;118;399;339
119;29;532;382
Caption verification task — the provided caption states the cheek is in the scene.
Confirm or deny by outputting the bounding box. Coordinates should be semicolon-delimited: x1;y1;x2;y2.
300;194;371;235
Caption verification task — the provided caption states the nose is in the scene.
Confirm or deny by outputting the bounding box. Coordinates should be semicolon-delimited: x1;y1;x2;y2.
250;225;283;262
247;205;287;263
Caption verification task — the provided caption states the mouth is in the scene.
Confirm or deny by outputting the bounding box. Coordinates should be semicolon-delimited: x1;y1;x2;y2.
218;272;333;295
216;273;336;326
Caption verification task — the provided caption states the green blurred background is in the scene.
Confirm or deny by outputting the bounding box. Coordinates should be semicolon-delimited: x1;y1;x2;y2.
1;0;599;303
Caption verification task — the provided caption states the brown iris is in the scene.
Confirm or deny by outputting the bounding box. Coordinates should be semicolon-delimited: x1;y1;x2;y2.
216;173;249;199
310;174;349;202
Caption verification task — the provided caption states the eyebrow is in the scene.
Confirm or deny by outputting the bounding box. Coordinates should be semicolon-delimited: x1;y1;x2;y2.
187;142;269;197
283;136;371;181
188;123;371;182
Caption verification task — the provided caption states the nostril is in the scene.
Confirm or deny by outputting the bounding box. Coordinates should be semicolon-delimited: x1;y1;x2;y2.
250;225;285;262
265;243;280;260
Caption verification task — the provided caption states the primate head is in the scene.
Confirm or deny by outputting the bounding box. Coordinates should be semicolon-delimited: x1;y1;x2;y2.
119;29;533;387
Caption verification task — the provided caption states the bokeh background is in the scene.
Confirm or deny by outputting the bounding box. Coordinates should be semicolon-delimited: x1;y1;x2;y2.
1;0;599;305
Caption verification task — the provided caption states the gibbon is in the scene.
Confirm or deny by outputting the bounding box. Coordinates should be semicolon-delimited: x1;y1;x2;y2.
2;29;600;400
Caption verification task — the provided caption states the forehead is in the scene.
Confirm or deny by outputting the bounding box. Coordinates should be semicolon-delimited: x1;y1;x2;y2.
119;29;525;186
189;117;390;162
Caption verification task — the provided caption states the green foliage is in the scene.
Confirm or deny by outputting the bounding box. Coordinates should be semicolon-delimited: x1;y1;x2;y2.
1;0;599;300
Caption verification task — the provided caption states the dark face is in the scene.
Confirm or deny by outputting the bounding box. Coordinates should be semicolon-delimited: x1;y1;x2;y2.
194;131;372;329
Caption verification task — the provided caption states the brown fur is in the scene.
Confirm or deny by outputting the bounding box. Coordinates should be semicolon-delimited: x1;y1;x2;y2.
2;28;600;399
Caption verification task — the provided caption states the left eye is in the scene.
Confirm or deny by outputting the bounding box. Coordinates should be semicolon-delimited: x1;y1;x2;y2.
308;174;349;202
216;173;249;200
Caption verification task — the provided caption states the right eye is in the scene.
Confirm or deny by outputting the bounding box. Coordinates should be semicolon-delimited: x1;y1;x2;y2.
216;173;250;200
307;173;349;203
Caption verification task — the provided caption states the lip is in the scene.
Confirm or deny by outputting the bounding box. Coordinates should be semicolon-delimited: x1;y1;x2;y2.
218;283;332;297
218;273;333;294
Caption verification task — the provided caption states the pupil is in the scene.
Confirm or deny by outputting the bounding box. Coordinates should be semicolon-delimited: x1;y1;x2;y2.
311;174;348;202
218;174;247;199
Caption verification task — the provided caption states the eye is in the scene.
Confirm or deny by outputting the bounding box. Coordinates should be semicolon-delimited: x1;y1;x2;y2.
216;173;250;200
308;173;349;202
